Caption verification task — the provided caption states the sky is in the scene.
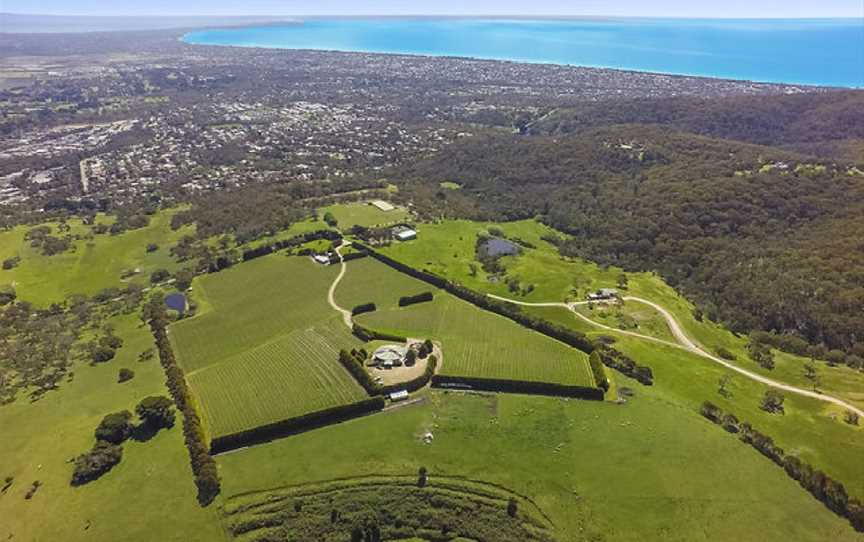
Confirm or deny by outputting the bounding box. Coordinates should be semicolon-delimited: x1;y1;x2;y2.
3;0;863;19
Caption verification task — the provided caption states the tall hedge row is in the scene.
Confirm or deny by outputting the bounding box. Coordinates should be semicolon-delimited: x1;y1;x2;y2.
353;242;595;353
341;251;368;262
241;230;341;262
338;349;380;395
432;375;604;401
588;351;610;391
352;322;408;343
149;313;220;506
399;291;434;307
594;345;653;385
210;397;386;454
701;401;864;532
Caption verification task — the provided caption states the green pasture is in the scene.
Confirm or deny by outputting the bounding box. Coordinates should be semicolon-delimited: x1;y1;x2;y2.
216;389;860;541
0;209;194;306
320;200;410;229
0;312;224;542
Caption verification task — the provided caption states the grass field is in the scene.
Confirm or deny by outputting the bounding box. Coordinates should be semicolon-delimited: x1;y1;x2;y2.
216;390;861;541
0;209;194;306
320;200;410;229
377;218;864;410
340;258;593;387
0;311;224;542
169;255;365;438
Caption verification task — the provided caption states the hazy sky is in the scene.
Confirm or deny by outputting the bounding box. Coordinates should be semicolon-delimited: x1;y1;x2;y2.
4;0;863;18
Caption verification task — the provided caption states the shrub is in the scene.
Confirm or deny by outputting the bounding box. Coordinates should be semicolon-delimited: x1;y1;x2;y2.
0;286;16;305
101;334;123;349
844;411;859;426
71;441;123;486
716;347;736;360
2;256;20;270
24;480;41;499
117;368;135;383
150;269;171;284
146;243;159;253
136;395;176;430
700;401;724;424
91;346;116;364
94;411;133;444
507;497;518;518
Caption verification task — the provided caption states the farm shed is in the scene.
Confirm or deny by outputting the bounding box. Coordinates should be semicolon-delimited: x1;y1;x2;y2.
395;229;417;242
370;199;395;211
389;390;409;402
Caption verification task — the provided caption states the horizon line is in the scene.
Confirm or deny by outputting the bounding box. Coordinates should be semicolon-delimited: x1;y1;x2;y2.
2;12;863;21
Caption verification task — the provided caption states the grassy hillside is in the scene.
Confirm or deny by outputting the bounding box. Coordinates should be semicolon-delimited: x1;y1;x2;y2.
0;311;224;542
216;390;861;541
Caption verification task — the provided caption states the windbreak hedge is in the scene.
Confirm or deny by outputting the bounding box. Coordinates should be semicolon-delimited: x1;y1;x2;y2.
588;351;610;390
241;230;341;262
399;291;434;307
210;397;386;454
352;322;407;343
432;375;604;401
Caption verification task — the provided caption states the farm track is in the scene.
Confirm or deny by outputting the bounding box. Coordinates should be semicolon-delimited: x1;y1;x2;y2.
488;294;864;417
328;243;353;329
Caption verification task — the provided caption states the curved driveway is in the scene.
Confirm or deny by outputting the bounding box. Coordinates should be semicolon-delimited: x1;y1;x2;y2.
488;293;864;417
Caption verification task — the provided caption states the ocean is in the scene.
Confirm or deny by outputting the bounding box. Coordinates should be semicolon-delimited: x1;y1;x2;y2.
183;18;864;88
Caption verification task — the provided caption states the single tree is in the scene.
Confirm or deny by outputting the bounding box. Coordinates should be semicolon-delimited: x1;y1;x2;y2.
418;466;428;487
117;368;135;383
760;389;785;414
507;497;518;517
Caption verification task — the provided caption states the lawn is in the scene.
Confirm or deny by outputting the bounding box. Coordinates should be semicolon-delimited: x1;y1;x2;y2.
0;311;224;542
216;389;861;541
0;208;194;306
169;255;366;439
340;258;594;387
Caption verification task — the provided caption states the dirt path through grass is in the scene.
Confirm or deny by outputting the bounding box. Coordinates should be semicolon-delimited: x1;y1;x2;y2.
488;293;864;417
327;244;353;329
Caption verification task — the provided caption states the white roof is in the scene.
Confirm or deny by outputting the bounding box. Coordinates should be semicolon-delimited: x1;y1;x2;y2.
390;390;409;400
396;229;417;240
373;345;407;362
370;199;395;211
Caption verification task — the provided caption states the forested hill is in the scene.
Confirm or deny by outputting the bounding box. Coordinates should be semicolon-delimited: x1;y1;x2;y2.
396;123;864;363
528;90;864;150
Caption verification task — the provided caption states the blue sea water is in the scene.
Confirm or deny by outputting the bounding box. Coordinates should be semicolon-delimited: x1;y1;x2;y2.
183;18;864;88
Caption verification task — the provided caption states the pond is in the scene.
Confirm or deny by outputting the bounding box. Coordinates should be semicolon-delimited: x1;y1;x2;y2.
164;293;187;313
479;237;519;258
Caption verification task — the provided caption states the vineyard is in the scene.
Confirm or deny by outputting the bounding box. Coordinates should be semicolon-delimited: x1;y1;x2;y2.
188;319;364;437
169;256;365;439
170;256;340;374
344;260;594;387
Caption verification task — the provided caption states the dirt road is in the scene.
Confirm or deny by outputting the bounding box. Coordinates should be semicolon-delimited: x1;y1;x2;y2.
489;293;864;417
